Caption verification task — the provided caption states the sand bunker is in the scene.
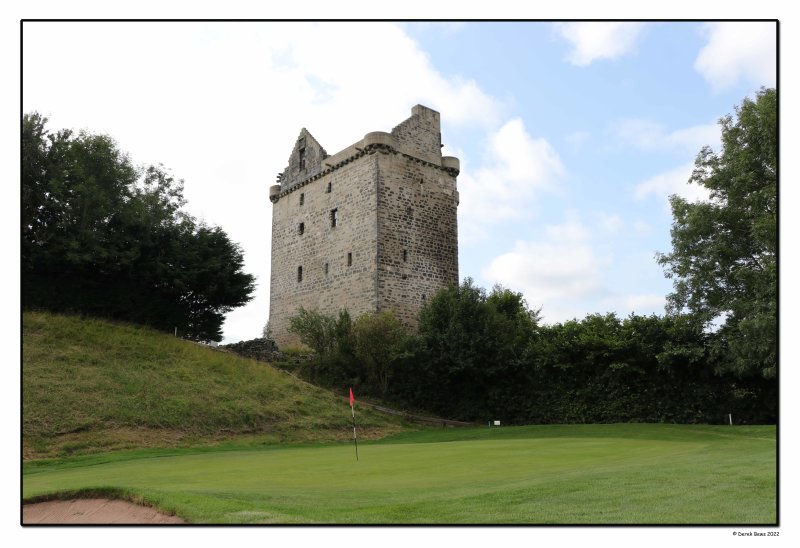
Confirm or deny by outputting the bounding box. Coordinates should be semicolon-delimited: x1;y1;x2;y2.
23;498;185;524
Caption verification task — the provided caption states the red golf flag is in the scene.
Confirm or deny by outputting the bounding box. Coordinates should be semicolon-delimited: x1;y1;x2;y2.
349;387;355;407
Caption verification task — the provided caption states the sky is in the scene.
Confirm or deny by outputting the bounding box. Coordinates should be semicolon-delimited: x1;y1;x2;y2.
20;20;778;344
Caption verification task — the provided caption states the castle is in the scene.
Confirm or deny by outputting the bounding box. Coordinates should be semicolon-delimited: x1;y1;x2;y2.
268;105;460;348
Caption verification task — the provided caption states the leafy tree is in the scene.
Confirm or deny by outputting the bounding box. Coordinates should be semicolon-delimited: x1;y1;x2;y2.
409;279;539;420
286;308;359;388
527;313;776;424
21;112;255;341
22;113;139;278
22;113;76;273
173;223;256;341
288;307;339;355
332;309;355;361
352;311;411;398
657;88;777;378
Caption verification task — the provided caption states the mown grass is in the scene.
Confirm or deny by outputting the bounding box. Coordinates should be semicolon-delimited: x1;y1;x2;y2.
23;424;775;524
22;311;404;459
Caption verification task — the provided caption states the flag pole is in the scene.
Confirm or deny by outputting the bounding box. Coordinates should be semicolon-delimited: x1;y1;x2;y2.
350;387;359;461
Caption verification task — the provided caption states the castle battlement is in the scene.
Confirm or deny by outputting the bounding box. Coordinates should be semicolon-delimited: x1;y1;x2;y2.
268;105;460;348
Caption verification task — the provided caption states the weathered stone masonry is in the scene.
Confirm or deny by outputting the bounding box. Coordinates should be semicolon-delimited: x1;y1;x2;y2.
268;105;460;348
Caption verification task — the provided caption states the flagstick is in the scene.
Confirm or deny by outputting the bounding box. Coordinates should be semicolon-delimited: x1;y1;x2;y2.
351;403;359;461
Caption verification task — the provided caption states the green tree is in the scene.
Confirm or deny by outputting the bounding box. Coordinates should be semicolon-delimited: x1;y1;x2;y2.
172;223;256;341
352;311;411;398
288;307;339;355
528;313;772;424
285;308;361;390
408;279;539;420
22;113;76;274
657;88;777;378
21;112;255;341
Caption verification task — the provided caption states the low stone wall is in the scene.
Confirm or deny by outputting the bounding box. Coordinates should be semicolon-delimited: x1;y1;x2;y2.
222;338;284;363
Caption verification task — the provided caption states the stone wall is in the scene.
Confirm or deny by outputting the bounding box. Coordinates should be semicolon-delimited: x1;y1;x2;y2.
222;338;283;362
279;129;328;192
269;152;380;348
390;105;442;164
375;150;459;327
268;105;459;348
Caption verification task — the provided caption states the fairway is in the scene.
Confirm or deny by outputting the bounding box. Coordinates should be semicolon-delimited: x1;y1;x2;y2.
23;424;775;524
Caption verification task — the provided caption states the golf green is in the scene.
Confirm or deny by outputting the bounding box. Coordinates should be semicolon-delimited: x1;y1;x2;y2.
22;424;776;524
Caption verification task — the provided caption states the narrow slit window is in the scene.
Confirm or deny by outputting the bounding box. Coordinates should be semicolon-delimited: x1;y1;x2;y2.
402;250;408;262
347;252;352;266
299;192;304;206
299;147;306;171
324;262;329;275
327;181;332;193
331;208;338;228
297;266;303;283
298;222;305;235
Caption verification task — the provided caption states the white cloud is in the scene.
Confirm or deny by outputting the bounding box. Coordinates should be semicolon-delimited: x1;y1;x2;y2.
597;212;623;233
632;220;653;235
458;118;564;237
615;119;720;153
481;214;671;324
694;22;776;93
566;130;590;147
483;239;603;302
667;123;722;152
555;22;646;66
257;22;502;142
634;162;711;208
482;219;607;323
489;119;563;185
545;218;591;242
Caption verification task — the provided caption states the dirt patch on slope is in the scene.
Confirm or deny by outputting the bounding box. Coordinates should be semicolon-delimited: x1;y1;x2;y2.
22;498;185;524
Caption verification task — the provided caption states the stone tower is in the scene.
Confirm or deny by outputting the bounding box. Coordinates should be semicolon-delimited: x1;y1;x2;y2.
268;105;460;348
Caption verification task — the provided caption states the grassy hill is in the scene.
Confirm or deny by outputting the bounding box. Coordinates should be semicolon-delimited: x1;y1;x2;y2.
22;311;404;459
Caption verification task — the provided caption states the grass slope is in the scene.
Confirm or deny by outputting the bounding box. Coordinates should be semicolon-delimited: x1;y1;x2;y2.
23;424;775;524
22;311;403;459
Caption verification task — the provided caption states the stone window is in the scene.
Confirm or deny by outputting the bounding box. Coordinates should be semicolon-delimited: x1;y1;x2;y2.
347;252;352;266
403;250;408;262
327;181;332;193
324;262;329;275
298;222;305;235
299;147;306;171
299;193;304;206
421;293;426;301
297;266;303;283
331;208;338;228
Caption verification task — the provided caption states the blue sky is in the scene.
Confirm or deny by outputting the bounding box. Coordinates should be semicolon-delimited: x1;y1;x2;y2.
21;21;777;342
